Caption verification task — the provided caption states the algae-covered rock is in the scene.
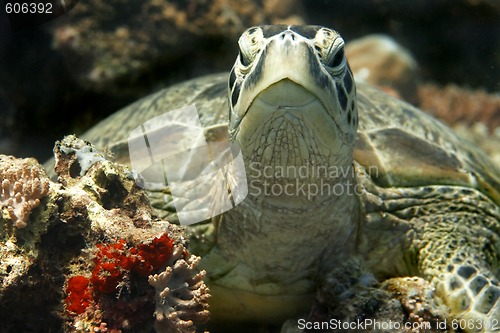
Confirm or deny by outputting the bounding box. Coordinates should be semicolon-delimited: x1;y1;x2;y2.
308;259;454;333
0;135;210;333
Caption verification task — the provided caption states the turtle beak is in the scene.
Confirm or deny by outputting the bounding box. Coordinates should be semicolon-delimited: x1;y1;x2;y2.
249;36;319;100
255;79;318;109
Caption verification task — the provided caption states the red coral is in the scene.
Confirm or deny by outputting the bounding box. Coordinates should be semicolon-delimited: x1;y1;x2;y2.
132;234;174;276
66;275;92;314
91;240;129;294
65;233;174;317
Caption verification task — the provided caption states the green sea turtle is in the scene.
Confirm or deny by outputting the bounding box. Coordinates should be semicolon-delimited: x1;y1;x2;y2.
79;25;500;331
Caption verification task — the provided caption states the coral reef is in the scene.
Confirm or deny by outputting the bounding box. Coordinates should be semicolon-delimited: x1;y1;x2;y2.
50;0;285;92
0;136;210;333
149;244;210;333
54;136;210;332
417;83;500;131
0;155;50;228
417;83;500;165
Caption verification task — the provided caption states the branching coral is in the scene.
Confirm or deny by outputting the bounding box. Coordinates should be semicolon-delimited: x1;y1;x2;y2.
0;155;50;228
149;244;210;333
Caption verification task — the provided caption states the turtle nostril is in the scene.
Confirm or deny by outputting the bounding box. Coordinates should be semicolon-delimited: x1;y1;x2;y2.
280;32;295;41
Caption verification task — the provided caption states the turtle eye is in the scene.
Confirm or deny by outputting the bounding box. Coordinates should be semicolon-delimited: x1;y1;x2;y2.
239;52;251;66
327;47;345;68
315;28;345;69
237;27;262;67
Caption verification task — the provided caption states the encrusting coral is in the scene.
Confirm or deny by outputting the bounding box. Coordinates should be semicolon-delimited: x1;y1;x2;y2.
149;244;210;333
0;155;50;228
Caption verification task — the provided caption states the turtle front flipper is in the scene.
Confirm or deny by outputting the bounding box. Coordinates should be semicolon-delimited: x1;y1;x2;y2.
357;164;500;333
415;190;500;333
427;261;500;333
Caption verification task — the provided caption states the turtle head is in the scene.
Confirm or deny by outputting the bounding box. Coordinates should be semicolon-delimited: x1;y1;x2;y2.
228;25;357;170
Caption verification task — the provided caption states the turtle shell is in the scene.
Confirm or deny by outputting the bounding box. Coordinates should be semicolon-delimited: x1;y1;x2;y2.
82;73;500;206
82;73;230;165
